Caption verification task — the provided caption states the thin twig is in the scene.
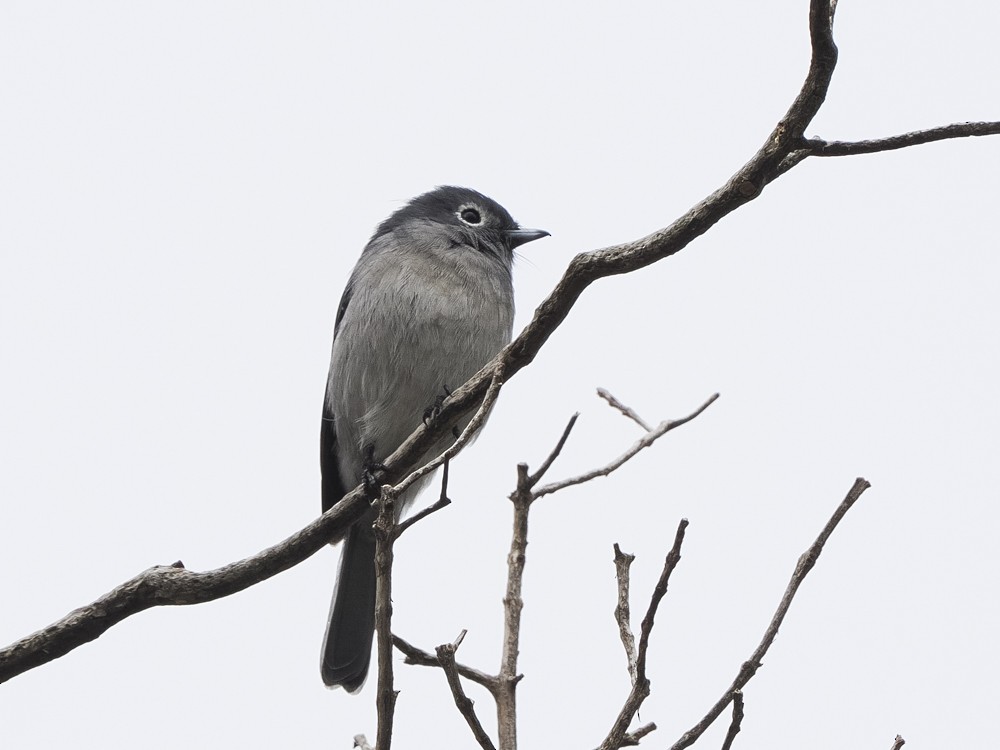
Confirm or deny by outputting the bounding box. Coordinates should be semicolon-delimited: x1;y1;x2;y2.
613;544;638;684
374;486;399;750
636;521;688;676
394;456;452;539
526;413;580;489
393;496;451;538
668;477;871;750
803;121;1000;156
597;520;688;750
392;634;497;693
436;631;498;750
621;723;657;746
534;394;718;499
597;388;652;431
719;692;745;750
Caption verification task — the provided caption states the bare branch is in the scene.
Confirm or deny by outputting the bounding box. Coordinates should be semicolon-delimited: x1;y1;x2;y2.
636;521;688;677
0;376;506;685
597;388;652;432
436;632;498;750
495;465;533;750
534;394;718;500
719;692;745;750
622;723;657;746
598;521;688;750
526;413;580;488
0;489;370;684
394;457;452;539
668;477;871;750
374;486;399;750
393;496;451;539
803;121;1000;156
612;544;638;684
0;370;503;685
392;634;498;694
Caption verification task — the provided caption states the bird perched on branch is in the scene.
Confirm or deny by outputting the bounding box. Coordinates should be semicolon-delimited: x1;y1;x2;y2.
320;186;549;691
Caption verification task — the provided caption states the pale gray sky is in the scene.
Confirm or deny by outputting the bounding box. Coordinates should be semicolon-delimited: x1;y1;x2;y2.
2;2;998;748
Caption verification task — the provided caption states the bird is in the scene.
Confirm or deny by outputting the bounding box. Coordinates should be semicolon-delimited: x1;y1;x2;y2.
320;186;549;691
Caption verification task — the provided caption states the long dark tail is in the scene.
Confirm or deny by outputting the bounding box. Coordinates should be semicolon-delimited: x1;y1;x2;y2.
321;521;377;692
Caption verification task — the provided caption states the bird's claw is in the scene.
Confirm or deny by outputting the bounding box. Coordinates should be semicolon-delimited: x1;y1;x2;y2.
362;445;387;498
422;384;453;426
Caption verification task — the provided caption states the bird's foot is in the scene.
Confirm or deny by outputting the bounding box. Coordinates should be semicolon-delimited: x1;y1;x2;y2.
362;445;388;498
422;384;453;426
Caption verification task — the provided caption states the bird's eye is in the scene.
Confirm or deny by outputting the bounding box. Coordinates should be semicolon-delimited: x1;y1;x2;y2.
460;207;482;225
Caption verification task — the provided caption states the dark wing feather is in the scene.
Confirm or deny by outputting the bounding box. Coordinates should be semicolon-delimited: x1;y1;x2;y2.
321;399;348;514
320;282;354;513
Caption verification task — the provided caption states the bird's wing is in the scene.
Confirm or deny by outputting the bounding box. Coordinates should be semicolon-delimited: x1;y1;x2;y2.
320;282;354;514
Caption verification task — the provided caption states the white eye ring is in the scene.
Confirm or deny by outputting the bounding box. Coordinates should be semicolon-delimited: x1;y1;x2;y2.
458;205;483;226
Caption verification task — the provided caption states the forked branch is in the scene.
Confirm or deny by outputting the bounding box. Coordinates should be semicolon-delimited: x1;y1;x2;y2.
396;391;715;750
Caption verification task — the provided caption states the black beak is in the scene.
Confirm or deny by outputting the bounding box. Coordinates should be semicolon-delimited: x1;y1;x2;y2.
505;227;550;249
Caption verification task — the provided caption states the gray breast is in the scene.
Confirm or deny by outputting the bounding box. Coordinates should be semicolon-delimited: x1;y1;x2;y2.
327;229;514;501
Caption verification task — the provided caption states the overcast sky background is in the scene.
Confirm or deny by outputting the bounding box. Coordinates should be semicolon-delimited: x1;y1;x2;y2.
2;2;999;748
